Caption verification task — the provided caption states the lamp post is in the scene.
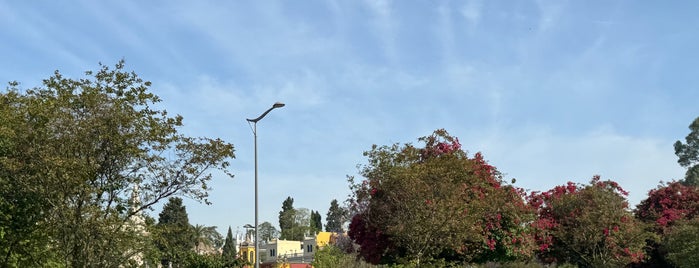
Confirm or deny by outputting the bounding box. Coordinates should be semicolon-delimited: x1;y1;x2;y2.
247;102;285;268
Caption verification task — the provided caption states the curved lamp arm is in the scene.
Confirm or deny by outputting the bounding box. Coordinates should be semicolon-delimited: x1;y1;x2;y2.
247;102;285;123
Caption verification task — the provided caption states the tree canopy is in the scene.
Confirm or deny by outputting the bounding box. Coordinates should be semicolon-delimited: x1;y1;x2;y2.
310;210;322;234
0;61;235;267
278;197;312;241
675;116;699;186
156;197;195;266
192;224;223;254
279;196;296;240
635;181;699;266
325;199;347;233
528;177;652;267
222;226;237;262
347;129;536;265
662;218;699;268
636;181;699;231
258;221;279;242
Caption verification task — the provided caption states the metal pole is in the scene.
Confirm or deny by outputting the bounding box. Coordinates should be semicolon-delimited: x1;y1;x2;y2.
253;122;259;268
246;102;284;268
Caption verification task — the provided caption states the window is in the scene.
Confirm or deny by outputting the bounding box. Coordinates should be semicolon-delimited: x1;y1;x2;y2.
306;244;313;253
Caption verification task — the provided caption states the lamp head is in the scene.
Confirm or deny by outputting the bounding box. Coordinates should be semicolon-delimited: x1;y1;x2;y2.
247;102;285;123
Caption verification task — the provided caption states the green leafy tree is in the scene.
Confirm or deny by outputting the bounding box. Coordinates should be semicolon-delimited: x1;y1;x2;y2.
141;216;164;268
0;83;71;267
289;208;311;240
310;210;322;234
348;129;536;265
675;116;699;186
221;227;237;262
325;199;347;232
156;197;196;266
0;129;58;267
193;224;223;254
0;61;234;267
662;218;699;268
258;221;279;242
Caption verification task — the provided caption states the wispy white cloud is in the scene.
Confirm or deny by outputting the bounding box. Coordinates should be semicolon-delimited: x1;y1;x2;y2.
2;0;696;234
436;3;460;67
460;0;482;26
0;4;92;73
535;0;566;33
363;0;398;64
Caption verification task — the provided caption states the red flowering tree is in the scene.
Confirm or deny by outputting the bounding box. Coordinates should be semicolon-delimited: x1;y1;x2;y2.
634;181;699;266
636;181;699;230
528;176;652;267
347;129;536;265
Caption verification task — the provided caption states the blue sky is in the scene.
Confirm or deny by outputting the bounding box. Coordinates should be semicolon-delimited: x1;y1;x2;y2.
2;0;697;235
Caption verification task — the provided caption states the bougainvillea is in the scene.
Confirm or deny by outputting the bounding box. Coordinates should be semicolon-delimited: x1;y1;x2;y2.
347;213;395;264
635;181;699;231
528;176;652;267
634;181;699;266
347;129;536;265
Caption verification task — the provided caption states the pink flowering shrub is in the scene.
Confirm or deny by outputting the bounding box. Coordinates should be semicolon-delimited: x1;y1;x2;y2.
528;176;651;266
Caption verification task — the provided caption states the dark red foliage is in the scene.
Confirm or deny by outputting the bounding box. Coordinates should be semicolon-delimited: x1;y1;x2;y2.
347;213;394;265
419;132;461;160
636;181;699;230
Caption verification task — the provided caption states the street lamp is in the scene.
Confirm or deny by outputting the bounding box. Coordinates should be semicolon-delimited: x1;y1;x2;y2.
247;102;285;268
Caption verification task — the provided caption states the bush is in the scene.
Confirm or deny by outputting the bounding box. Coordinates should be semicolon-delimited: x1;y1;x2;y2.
311;245;374;268
662;218;699;268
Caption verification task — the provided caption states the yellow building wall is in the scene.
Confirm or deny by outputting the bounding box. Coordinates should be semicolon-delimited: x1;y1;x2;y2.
240;245;255;263
275;240;302;257
315;232;332;247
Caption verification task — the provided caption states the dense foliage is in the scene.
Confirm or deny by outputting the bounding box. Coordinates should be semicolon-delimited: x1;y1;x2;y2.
348;129;536;266
278;197;312;241
311;244;374;268
258;221;279;242
279;196;296;240
528;177;652;267
192;224;223;254
221;227;238;264
311;210;323;234
636;181;699;230
156;197;196;266
0;61;234;267
674;116;699;186
634;181;699;266
325;199;347;233
661;218;699;268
